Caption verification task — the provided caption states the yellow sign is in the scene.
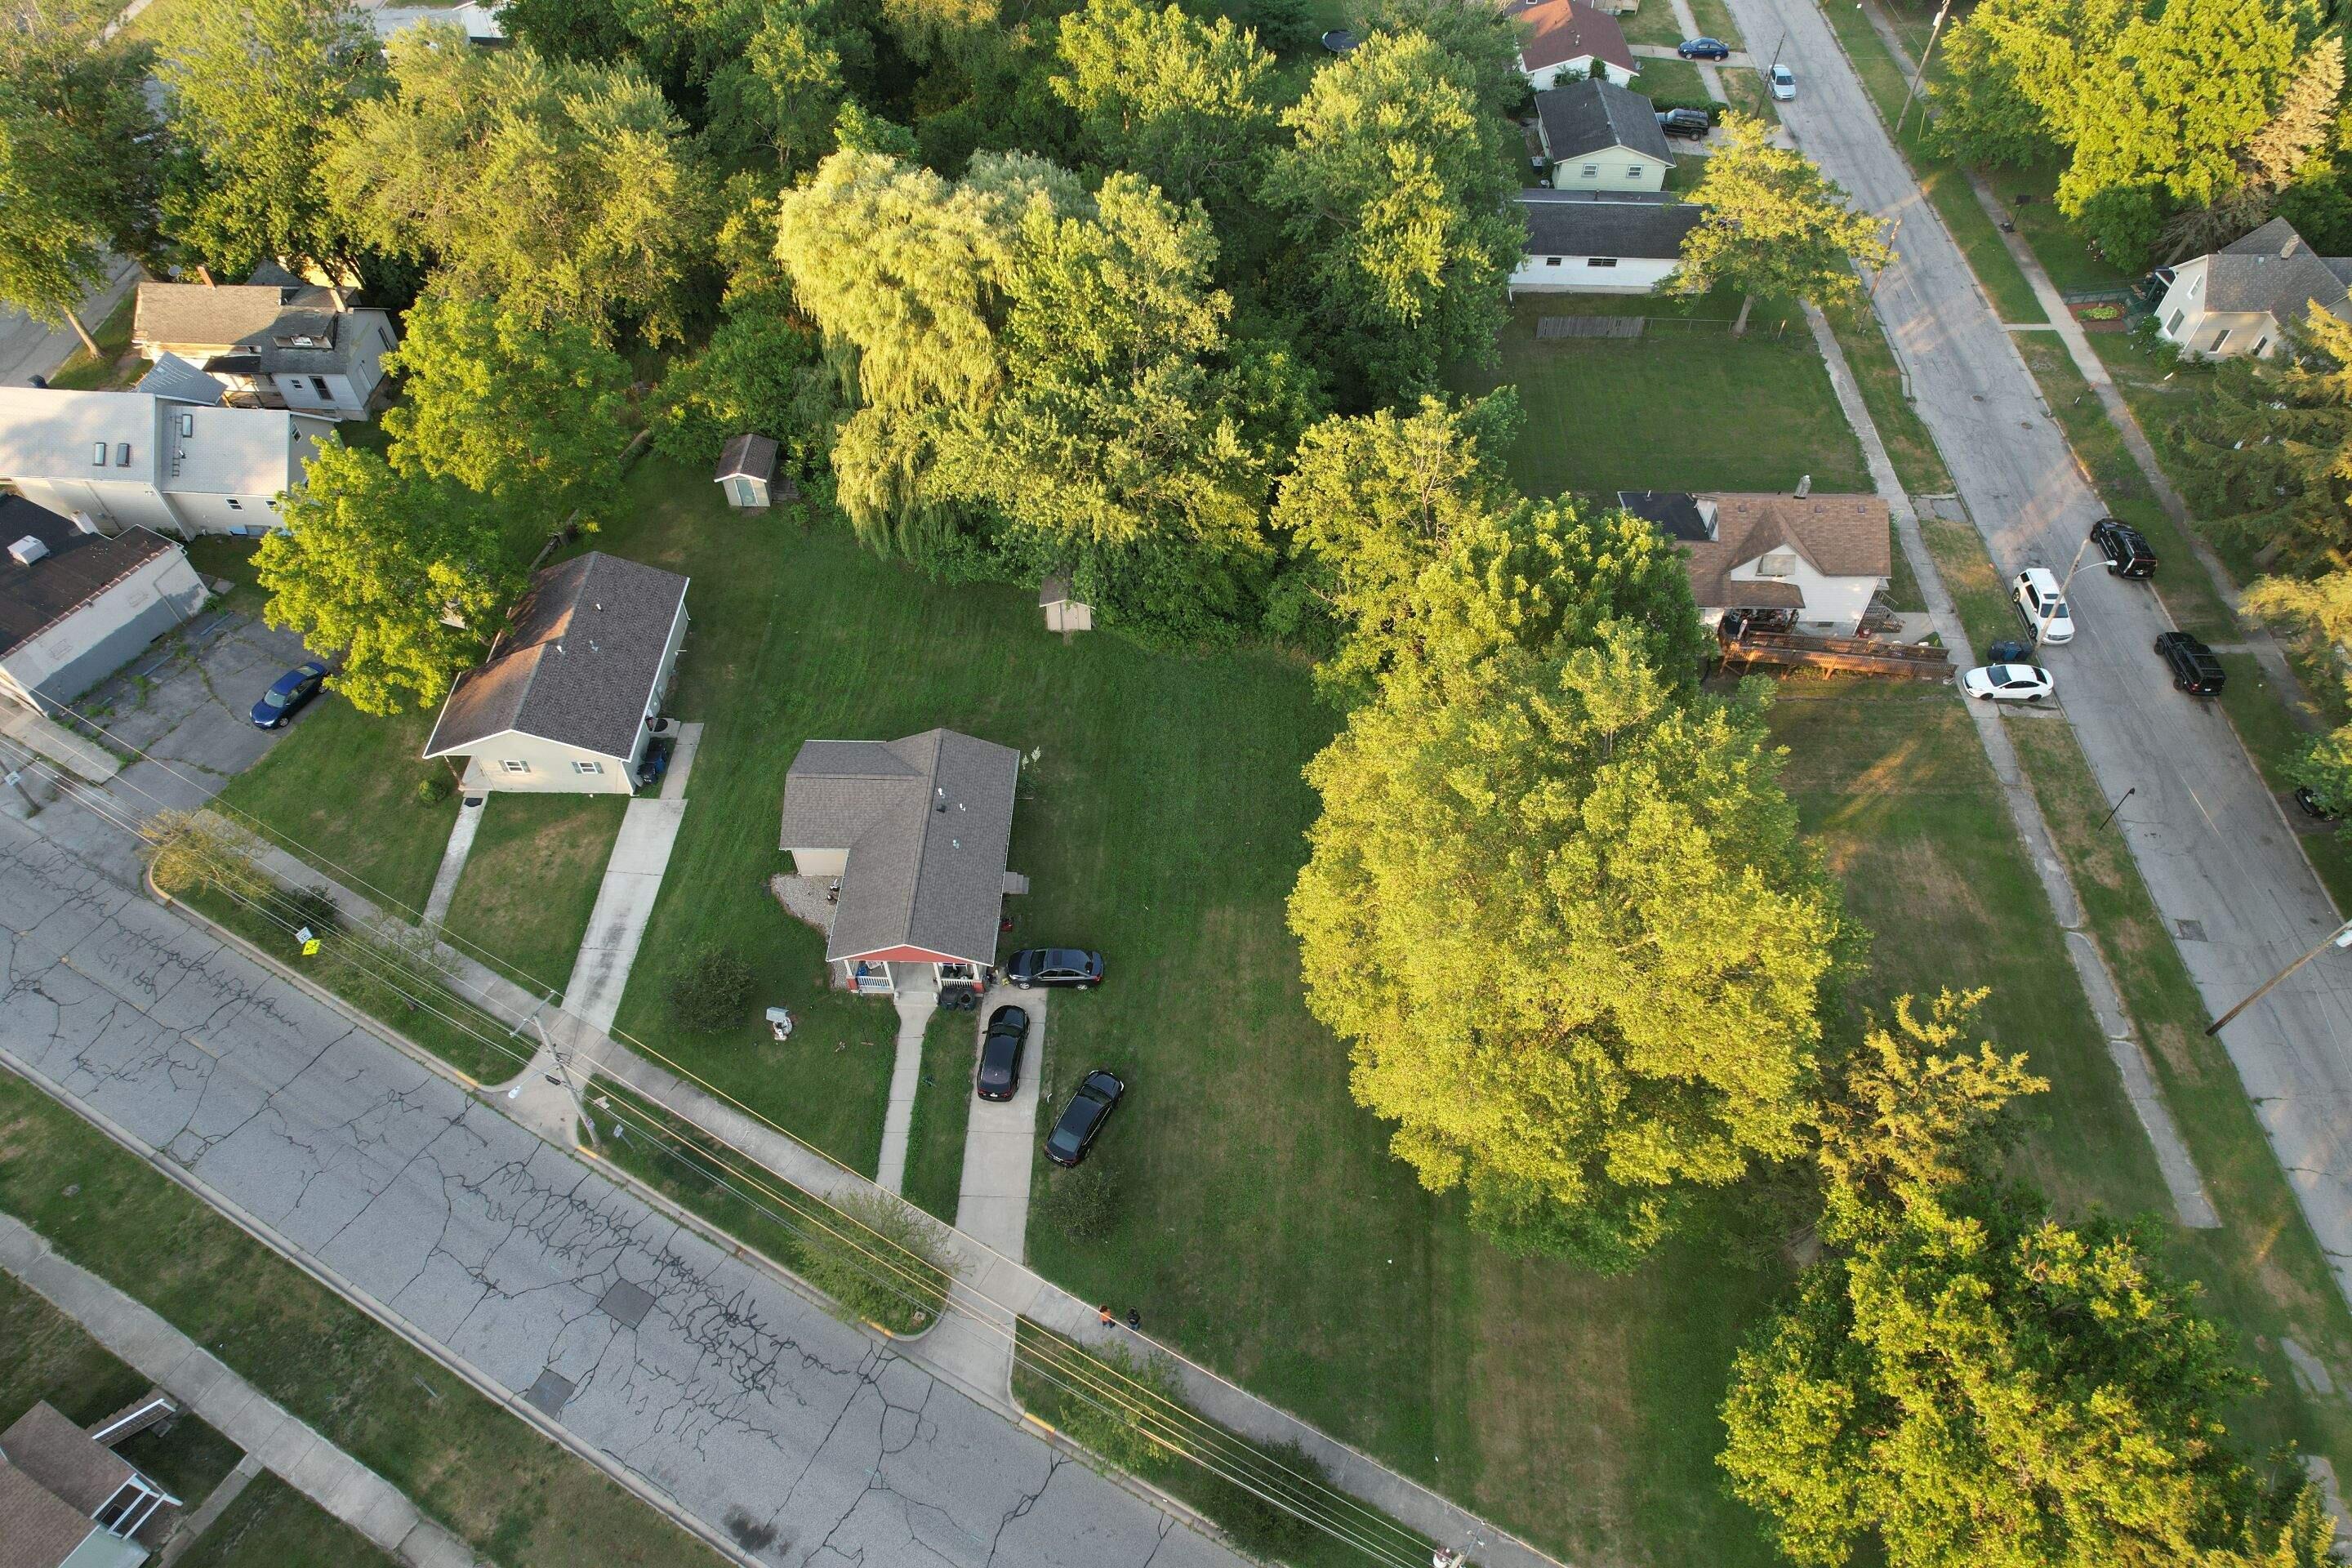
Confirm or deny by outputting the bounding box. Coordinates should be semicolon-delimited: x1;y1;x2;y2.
301;937;322;956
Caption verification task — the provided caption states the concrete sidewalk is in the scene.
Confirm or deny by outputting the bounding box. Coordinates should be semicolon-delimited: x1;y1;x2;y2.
561;723;702;1030
421;795;485;931
875;992;938;1192
0;1213;481;1568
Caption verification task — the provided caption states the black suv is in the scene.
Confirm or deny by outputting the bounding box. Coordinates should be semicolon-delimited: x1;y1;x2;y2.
1657;108;1712;139
2091;517;2157;578
2155;631;2225;695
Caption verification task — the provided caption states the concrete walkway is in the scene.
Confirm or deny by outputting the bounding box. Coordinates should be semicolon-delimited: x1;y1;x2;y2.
561;723;702;1030
1804;302;2219;1229
157;1454;263;1567
0;1214;482;1568
420;794;486;931
875;992;938;1192
0;705;119;784
1662;0;1730;100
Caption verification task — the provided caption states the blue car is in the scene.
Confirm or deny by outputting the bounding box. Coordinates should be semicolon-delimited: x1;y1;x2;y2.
250;662;328;728
1678;36;1731;58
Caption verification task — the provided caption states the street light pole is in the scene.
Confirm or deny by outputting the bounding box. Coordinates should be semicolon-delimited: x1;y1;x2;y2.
1895;0;1953;136
2096;786;2134;831
2205;917;2352;1037
532;1017;599;1148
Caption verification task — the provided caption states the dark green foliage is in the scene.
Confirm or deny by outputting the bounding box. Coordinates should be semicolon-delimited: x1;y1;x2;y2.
650;304;840;473
665;946;755;1033
415;773;455;807
271;884;343;942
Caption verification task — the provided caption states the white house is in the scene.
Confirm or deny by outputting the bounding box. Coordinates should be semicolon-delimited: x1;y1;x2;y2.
0;1394;186;1568
0;386;330;539
131;268;397;421
1511;195;1697;294
421;550;690;794
368;1;504;42
0;496;207;715
1620;490;1892;635
1535;78;1673;194
2152;216;2352;360
778;728;1022;997
1502;0;1640;89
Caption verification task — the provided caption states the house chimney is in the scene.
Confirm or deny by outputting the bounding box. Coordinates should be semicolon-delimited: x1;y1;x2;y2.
1795;474;1812;497
327;286;347;312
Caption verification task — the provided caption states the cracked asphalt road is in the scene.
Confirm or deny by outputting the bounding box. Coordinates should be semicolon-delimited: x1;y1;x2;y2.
0;817;1244;1568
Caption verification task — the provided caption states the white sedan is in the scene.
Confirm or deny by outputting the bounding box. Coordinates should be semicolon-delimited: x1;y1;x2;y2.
1771;64;1796;100
1961;663;2056;702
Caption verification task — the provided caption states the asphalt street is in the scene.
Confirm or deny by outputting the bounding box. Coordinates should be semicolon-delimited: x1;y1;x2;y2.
0;815;1245;1568
1725;0;2352;1290
0;258;140;388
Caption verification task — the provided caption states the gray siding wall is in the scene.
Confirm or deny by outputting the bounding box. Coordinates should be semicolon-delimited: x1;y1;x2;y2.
1;550;208;713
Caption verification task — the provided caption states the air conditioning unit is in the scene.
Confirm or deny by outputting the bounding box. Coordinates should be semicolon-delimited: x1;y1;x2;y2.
8;535;50;567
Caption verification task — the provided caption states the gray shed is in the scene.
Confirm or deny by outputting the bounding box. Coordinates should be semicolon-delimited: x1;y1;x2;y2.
714;433;785;510
1039;575;1093;635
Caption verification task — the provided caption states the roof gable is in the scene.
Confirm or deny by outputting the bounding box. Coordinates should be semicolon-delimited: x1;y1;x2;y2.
2203;218;2352;321
1536;79;1672;164
1504;0;1637;74
1517;194;1699;259
1674;493;1890;608
0;496;176;661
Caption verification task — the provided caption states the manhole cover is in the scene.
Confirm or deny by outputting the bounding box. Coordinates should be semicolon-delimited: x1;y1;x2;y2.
598;1279;656;1329
523;1367;575;1419
2176;918;2207;942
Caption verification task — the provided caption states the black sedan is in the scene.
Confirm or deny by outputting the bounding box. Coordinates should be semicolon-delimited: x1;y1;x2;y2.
1004;948;1103;989
976;1004;1029;1102
1678;36;1731;58
1045;1069;1125;1167
250;662;328;728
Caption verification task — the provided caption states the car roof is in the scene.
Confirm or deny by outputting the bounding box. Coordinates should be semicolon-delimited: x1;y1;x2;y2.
2018;565;2061;591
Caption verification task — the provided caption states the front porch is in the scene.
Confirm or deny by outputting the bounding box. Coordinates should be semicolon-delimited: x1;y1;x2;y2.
769;873;990;996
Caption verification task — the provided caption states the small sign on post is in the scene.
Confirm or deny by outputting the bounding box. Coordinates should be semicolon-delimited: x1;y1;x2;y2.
296;925;321;956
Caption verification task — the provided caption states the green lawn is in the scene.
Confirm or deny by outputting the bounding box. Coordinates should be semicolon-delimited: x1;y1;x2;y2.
44;291;144;393
1633;56;1712;104
1813;0;2044;324
182;534;268;621
442;795;626;1000
1622;2;1690;48
902;1006;977;1225
174;1474;400;1568
0;1074;729;1568
215;702;457;919
1718;65;1778;125
1824;296;1954;495
1689;0;1741;48
1450;295;1870;497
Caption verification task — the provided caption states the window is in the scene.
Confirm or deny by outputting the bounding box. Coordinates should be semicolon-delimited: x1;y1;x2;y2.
500;760;530;775
1627;166;1642;179
226;498;242;510
1757;550;1798;577
179;412;194;437
377;327;394;351
116;442;131;466
2207;328;2230;351
1580;163;1598;178
2254;336;2270;356
1587;256;1619;268
2167;309;2185;334
572;759;603;775
311;376;332;398
91;442;108;466
1544;256;1563;266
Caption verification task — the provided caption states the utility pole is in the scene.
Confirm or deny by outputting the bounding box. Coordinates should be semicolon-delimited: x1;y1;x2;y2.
532;1018;599;1148
2206;917;2352;1037
1769;30;1786;68
1895;0;1953;136
2096;786;2134;831
1868;215;1904;299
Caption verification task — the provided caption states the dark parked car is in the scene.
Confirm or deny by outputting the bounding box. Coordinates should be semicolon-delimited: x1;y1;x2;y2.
1045;1069;1125;1167
1677;35;1731;58
976;1004;1029;1102
1004;948;1103;989
1656;107;1713;139
1986;639;2034;666
2155;630;2225;695
2091;517;2158;578
2294;786;2341;822
249;661;328;728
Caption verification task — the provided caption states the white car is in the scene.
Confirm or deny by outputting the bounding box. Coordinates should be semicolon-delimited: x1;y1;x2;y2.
1962;663;2056;702
2011;567;2075;644
1771;64;1796;100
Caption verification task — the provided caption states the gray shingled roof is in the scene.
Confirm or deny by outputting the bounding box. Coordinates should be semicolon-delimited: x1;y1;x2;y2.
1537;79;1673;165
423;551;689;762
2205;218;2352;323
134;282;367;374
0;1459;99;1568
0;496;176;662
1617;489;1710;542
1518;195;1699;259
779;728;1021;966
0;1405;132;1518
715;432;777;481
134;353;226;407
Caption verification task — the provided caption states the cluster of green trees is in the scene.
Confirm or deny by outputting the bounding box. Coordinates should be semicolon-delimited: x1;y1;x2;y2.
1934;0;2349;266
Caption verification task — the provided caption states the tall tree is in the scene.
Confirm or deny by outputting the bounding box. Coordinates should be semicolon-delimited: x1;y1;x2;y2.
2238;569;2352;817
1721;993;2336;1568
1932;0;2125;168
256;443;519;715
701;0;864;177
1263;29;1521;404
1677;115;1894;333
379;297;637;536
2057;0;2298;268
1290;523;1840;1267
155;0;385;279
329;29;714;342
1349;0;1526;120
0;1;163;354
2168;303;2352;572
649;305;840;471
2163;34;2347;261
1050;0;1276;212
1273;391;1522;701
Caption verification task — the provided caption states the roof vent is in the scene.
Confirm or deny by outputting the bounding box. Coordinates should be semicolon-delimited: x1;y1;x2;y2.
8;535;50;567
71;513;102;536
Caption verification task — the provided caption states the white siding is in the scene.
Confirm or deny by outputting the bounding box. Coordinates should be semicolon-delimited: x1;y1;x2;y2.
1550;150;1669;193
466;733;638;795
12;478;180;535
0;546;208;710
1508;251;1679;294
1724;553;1884;635
790;847;849;878
167;490;287;536
1525;56;1639;91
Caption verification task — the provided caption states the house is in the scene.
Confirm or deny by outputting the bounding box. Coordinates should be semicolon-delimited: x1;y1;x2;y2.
779;728;1022;996
1619;490;1891;635
2152;217;2352;360
368;1;505;43
1502;0;1640;89
131;269;397;420
714;434;791;510
0;496;208;715
1038;574;1093;634
421;551;690;794
1510;195;1698;293
0;1393;185;1568
0;387;330;539
1535;79;1673;194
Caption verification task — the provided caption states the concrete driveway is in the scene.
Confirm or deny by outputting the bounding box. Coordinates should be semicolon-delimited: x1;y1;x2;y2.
1726;0;2352;1300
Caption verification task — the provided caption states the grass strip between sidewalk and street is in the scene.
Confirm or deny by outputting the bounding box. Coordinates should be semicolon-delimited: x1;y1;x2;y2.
0;1069;733;1568
584;1076;949;1335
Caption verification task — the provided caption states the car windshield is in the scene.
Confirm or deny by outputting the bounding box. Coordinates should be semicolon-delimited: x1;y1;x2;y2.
261;687;292;707
1773;66;1792;81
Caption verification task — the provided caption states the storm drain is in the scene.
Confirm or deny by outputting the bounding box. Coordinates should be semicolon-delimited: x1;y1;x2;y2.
599;1279;656;1330
2176;919;2207;942
523;1368;575;1419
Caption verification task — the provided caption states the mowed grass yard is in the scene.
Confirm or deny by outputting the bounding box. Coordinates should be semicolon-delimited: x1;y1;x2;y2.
441;794;627;1000
1450;294;1871;499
